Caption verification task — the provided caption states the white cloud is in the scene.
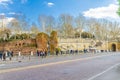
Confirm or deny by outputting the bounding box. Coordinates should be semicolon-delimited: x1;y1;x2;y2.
0;13;14;26
5;17;14;22
0;13;5;16
8;12;16;15
47;2;54;7
0;17;14;27
114;0;118;4
0;0;13;3
0;0;13;8
83;4;119;19
8;12;22;16
21;0;27;4
0;0;13;5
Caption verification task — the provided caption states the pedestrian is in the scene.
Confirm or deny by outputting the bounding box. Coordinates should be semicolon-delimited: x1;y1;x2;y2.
70;50;72;54
9;51;12;61
41;51;44;58
45;51;47;57
0;51;3;60
43;51;45;58
37;50;39;56
84;49;86;53
3;52;6;61
8;50;12;61
40;51;42;56
56;50;59;56
11;51;13;57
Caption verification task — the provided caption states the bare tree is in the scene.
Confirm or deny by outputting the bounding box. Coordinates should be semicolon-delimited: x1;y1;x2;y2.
38;15;55;34
30;23;40;34
109;21;120;40
9;18;21;34
87;19;97;39
38;15;48;32
0;14;6;31
46;16;55;34
75;14;85;38
99;19;110;40
58;14;74;37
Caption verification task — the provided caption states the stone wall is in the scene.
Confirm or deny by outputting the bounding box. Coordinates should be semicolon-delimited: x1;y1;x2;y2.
0;39;37;54
58;38;109;51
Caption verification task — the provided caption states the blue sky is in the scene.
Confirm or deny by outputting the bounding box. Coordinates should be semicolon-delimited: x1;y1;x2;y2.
0;0;119;24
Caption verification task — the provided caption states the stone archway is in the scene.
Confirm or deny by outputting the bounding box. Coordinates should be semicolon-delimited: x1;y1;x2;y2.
111;44;116;52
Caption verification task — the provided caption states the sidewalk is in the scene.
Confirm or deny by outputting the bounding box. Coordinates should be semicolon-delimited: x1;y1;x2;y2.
0;52;117;70
0;52;112;63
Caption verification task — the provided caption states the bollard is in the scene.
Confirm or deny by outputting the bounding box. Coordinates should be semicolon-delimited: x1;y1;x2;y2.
18;52;21;56
31;51;33;56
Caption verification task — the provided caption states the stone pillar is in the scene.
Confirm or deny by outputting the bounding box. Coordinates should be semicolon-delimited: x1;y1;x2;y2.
31;51;33;56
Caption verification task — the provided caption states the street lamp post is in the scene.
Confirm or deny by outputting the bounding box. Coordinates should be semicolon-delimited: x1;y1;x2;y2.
107;35;109;52
77;29;81;54
77;35;79;54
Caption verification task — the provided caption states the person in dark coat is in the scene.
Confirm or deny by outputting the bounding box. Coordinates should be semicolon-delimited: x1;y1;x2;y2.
45;51;47;57
3;52;6;61
11;51;13;57
0;51;2;60
56;50;59;56
37;50;39;56
9;51;12;61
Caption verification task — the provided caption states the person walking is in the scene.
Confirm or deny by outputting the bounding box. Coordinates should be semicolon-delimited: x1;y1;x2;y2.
0;51;3;60
3;52;6;61
42;51;45;58
37;50;39;56
8;50;12;61
61;51;63;55
56;50;59;56
11;51;13;57
9;52;12;61
45;51;47;57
